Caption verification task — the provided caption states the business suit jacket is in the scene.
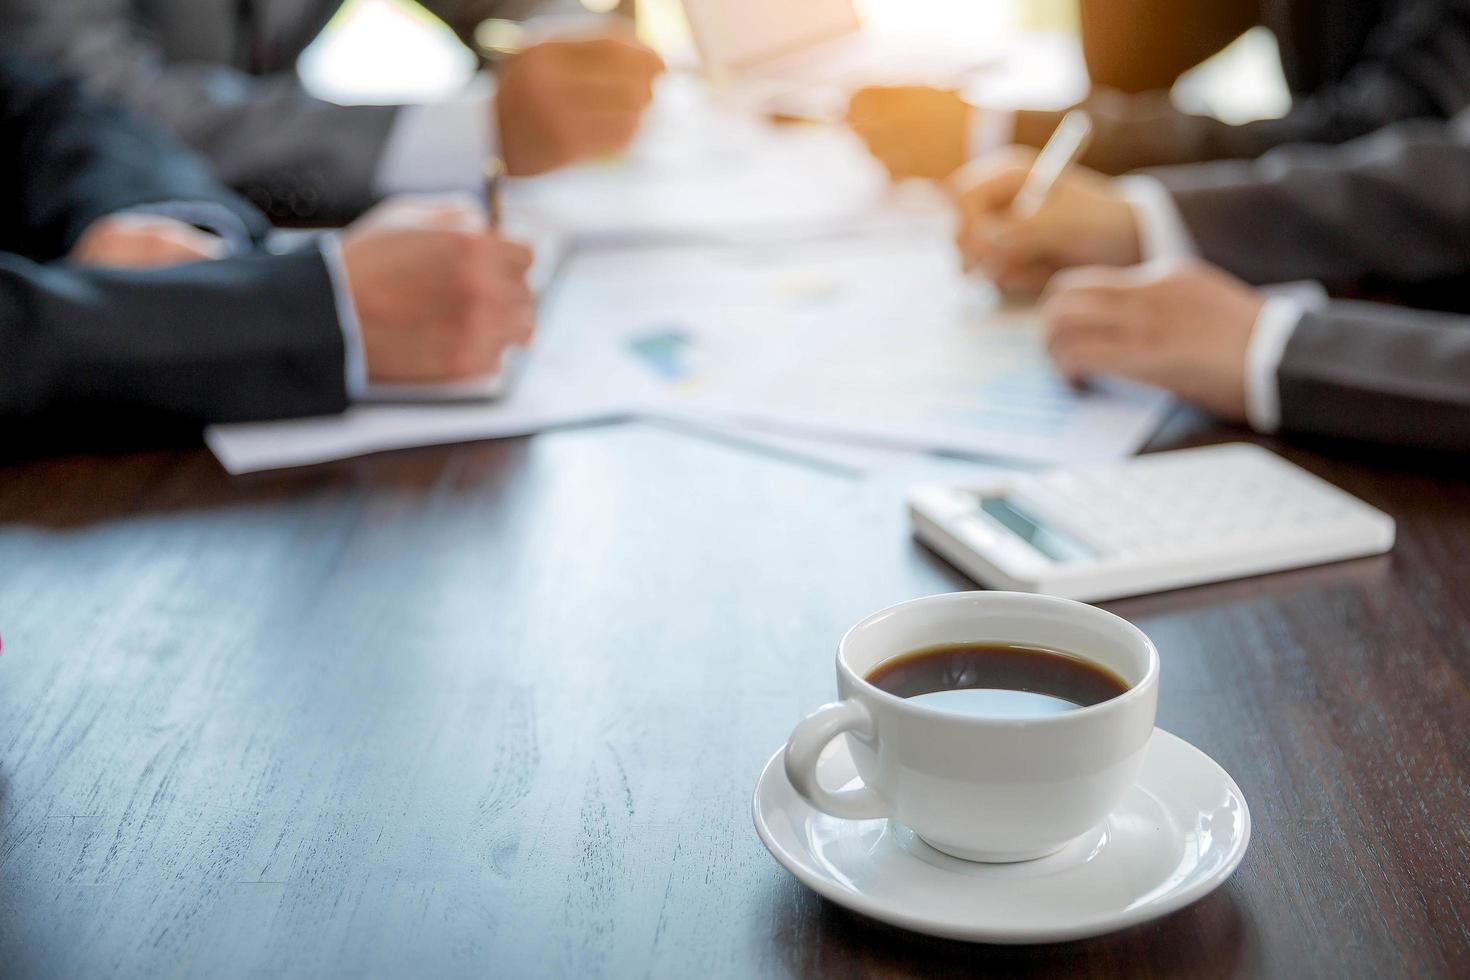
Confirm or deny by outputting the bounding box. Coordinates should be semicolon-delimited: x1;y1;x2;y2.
0;0;543;223
1151;114;1470;450
1018;0;1470;175
1;54;349;450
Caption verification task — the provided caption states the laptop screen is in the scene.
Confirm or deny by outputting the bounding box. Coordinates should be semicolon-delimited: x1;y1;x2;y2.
683;0;862;72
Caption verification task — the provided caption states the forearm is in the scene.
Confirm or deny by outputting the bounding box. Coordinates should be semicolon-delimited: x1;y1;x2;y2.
0;55;269;258
183;85;398;224
1149;118;1470;287
1277;300;1470;451
1014;94;1284;176
1015;0;1470;177
1077;0;1257;95
0;249;348;430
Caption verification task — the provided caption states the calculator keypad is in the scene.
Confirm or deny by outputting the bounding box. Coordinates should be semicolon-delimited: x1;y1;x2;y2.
1004;451;1362;560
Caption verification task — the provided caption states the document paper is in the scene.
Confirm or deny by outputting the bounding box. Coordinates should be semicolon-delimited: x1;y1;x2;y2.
206;230;1171;474
551;232;1173;465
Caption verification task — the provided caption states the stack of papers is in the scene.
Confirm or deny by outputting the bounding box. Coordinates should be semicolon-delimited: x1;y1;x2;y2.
544;233;1171;464
206;228;1171;474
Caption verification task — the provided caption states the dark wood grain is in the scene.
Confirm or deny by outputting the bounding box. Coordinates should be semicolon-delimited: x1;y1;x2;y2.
1;419;1467;979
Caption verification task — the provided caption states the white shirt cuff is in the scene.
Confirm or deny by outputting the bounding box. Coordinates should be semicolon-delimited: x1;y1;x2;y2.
319;233;368;400
1118;175;1196;264
374;75;497;196
966;108;1015;161
1243;296;1304;434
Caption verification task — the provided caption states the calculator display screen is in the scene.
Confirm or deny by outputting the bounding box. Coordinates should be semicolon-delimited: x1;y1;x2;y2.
978;497;1095;564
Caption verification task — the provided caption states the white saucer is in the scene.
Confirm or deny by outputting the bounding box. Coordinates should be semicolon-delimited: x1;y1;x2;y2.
752;728;1250;944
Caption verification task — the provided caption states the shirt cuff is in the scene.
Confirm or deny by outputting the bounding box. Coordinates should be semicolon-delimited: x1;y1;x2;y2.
966;108;1015;161
1118;175;1196;264
319;233;368;400
1243;296;1304;434
374;74;497;196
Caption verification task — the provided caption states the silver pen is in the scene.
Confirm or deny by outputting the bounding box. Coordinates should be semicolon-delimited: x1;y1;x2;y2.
1009;109;1094;219
484;156;505;231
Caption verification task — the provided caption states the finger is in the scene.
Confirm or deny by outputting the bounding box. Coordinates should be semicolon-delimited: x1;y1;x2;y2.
947;147;1036;206
1042;295;1132;346
463;301;534;374
1047;338;1138;385
959;217;1035;273
507;303;537;345
490;239;535;276
989;259;1056;297
950;168;1029;218
1040;264;1140;302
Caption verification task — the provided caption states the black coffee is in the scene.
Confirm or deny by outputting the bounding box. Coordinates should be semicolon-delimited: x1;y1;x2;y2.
865;643;1130;718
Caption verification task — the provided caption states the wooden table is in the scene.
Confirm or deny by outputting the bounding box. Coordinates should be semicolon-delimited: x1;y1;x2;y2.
1;419;1467;978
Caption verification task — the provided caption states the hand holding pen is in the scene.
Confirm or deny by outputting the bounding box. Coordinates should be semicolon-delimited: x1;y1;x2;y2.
948;111;1149;296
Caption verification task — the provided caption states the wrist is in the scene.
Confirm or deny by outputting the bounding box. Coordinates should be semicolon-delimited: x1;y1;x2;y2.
1096;196;1143;266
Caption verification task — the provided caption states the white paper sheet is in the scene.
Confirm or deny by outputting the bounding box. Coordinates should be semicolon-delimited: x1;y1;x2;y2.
547;231;1174;465
652;414;924;474
205;392;626;475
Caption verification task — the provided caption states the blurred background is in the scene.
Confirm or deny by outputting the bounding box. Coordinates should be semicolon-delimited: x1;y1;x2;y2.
298;0;1292;124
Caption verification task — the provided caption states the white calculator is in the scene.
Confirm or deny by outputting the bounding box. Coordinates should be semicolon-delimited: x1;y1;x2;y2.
908;443;1396;602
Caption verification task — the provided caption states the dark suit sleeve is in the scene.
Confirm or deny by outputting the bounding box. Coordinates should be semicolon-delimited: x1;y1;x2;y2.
1014;0;1470;174
0;1;397;226
1077;0;1258;95
0;247;349;436
1146;117;1470;290
0;51;269;260
1276;299;1470;451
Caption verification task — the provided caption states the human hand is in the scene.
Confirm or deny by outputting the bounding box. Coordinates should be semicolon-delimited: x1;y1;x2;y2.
495;32;665;176
846;85;972;180
70;213;227;268
1039;260;1266;421
340;196;535;382
952;147;1140;295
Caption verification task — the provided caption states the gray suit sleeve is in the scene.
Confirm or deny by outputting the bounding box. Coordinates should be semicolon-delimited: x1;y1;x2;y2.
1147;116;1470;289
1278;300;1470;451
1014;0;1470;174
3;0;398;223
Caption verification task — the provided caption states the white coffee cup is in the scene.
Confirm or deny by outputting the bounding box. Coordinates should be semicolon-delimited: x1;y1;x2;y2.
783;592;1159;862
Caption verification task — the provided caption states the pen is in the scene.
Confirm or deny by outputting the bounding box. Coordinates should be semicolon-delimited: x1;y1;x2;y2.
1009;109;1093;219
484;156;505;231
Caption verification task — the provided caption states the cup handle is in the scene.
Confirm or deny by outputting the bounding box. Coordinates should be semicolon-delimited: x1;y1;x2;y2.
783;700;889;820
